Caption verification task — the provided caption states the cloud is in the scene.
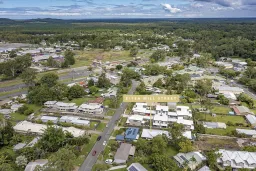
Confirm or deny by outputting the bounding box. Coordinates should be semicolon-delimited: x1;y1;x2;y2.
161;4;181;13
194;0;242;7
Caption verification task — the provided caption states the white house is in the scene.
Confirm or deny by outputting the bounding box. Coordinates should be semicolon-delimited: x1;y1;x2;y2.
41;116;58;124
217;149;256;169
55;102;78;112
126;115;150;126
44;101;58;108
78;103;103;115
174;152;207;170
59;116;90;126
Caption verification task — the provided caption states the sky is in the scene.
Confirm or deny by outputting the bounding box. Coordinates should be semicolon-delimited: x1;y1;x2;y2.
0;0;255;19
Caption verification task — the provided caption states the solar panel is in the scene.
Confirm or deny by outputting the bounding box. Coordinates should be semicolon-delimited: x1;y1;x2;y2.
128;166;138;171
180;155;188;162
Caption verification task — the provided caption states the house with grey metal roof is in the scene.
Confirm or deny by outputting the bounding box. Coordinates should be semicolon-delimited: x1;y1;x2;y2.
198;166;211;171
41;116;59;124
13;143;26;151
127;163;148;171
25;159;48;171
114;143;135;164
245;114;256;127
236;128;256;137
233;106;253;115
173;151;206;170
203;122;227;129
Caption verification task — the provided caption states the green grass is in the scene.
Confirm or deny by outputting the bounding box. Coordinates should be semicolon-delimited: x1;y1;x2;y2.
10;113;27;123
0;88;28;97
75;134;98;166
205;126;236;136
118;117;127;127
0;78;23;88
102;140;116;161
96;122;106;131
106;109;116;116
211;106;231;114
197;113;246;125
26;104;42;115
90;121;99;129
166;146;179;157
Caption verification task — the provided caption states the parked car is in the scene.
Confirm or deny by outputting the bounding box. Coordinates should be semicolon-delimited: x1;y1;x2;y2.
97;136;102;141
92;150;97;156
105;159;113;164
103;141;107;146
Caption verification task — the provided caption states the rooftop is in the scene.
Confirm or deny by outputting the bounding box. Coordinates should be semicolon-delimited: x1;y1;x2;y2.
125;127;139;140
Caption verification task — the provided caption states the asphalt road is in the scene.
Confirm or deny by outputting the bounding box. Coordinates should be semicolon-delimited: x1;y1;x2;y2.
79;80;139;171
0;70;91;93
233;81;256;100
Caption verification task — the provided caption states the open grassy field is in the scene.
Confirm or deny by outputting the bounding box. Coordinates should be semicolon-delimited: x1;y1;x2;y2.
211;106;231;114
106;109;116;116
196;113;246;125
205;126;236;136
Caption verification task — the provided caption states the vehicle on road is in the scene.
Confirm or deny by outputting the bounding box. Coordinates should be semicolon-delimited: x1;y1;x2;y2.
92;150;97;156
97;136;102;141
103;141;107;146
105;159;113;164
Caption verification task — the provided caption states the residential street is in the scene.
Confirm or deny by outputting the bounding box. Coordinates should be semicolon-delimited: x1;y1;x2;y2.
79;80;139;171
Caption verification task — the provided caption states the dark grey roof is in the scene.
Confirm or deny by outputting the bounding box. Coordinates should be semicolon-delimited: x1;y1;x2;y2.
127;163;148;171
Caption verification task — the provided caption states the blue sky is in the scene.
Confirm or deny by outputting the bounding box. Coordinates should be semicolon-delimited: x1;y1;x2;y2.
0;0;255;19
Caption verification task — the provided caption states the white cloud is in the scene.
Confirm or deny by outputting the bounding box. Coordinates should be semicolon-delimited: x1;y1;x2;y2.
161;3;181;13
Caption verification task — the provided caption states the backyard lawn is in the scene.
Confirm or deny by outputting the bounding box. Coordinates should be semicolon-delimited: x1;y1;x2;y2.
211;106;231;114
64;97;96;105
206;126;236;136
10;113;27;123
197;113;246;125
96;122;107;131
106;109;116;116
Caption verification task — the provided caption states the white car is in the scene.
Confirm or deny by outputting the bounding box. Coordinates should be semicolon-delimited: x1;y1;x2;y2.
105;159;113;164
103;141;107;146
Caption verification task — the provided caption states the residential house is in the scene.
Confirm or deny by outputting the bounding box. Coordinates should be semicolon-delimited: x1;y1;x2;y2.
174;152;207;170
215;61;233;69
101;87;118;98
217;149;256;169
26;137;40;148
217;86;244;95
233;106;253;115
125;127;139;141
41;116;58;124
126;115;148;126
127;163;148;171
236;128;256;137
13;143;26;151
25;159;48;171
245;114;256;127
198;166;211;171
59;116;90;126
13;121;85;137
0;109;12;115
11;103;24;112
78;103;104;115
203;122;227;129
114;143;136;164
55;102;78;112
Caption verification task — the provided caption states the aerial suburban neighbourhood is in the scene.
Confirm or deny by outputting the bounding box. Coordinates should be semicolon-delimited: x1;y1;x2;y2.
1;1;256;171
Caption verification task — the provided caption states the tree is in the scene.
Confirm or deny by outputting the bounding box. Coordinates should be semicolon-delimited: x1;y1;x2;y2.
130;47;139;57
20;68;37;86
206;150;220;170
178;139;194;153
93;164;110;171
150;50;166;62
15;155;27;168
120;68;140;87
9;50;17;58
217;95;229;105
150;154;179;171
64;50;75;65
51;83;69;100
43;148;76;171
153;78;163;88
87;79;95;87
27;85;54;105
97;73;111;88
195;79;212;97
89;86;98;95
116;65;123;70
47;56;59;68
68;85;85;99
37;126;68;152
40;73;59;87
151;135;167;154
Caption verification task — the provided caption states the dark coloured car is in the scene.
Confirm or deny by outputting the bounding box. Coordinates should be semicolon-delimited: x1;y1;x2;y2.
97;136;102;141
92;150;97;156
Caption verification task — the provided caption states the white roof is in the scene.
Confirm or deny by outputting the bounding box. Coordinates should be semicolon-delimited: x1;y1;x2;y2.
56;102;76;107
236;128;256;136
222;92;237;100
156;105;168;112
60;116;80;121
219;86;244;92
71;119;90;125
141;129;169;139
153;114;168;122
13;121;85;137
245;114;256;125
182;131;192;140
41;116;58;121
79;103;102;109
25;159;48;171
218;149;256;169
44;101;57;105
177;118;194;126
128;115;144;121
